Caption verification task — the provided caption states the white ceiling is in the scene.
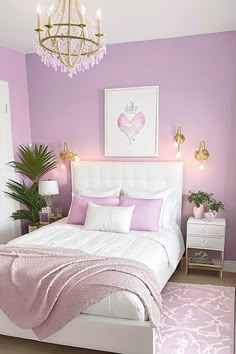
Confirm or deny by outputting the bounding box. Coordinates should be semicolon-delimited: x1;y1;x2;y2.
0;0;235;54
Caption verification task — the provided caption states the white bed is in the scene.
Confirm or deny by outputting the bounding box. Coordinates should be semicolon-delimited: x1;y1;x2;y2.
7;218;184;321
0;161;184;354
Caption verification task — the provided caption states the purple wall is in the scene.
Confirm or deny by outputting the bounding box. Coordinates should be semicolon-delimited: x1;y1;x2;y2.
0;46;31;154
26;31;236;261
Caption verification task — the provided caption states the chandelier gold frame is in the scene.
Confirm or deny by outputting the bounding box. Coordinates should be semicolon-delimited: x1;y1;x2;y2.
35;0;105;75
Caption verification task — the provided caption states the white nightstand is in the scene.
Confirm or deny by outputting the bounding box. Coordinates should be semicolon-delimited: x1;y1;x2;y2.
186;217;226;278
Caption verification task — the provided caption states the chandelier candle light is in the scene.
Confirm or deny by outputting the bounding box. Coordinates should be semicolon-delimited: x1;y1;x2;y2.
35;0;106;77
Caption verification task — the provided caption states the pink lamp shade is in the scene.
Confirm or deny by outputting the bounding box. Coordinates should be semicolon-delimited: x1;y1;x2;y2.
39;180;59;196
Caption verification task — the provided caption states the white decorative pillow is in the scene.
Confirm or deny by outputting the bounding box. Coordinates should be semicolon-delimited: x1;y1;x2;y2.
79;188;120;198
122;183;167;197
122;188;172;227
83;203;135;233
162;197;178;229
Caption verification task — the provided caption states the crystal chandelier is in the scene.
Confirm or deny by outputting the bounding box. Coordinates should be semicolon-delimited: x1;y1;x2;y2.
35;0;106;77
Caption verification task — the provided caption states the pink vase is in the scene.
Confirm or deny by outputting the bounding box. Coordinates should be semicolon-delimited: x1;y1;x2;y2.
193;204;204;219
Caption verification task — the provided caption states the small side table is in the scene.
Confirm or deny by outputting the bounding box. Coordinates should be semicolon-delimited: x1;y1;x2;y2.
186;217;226;278
39;215;63;228
49;215;63;223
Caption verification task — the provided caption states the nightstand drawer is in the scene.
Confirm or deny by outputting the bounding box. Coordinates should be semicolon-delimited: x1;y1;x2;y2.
187;235;224;250
187;223;225;237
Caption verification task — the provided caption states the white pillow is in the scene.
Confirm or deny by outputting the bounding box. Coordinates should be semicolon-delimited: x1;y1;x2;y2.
83;203;135;233
162;197;178;229
122;188;172;227
122;183;166;197
79;188;120;198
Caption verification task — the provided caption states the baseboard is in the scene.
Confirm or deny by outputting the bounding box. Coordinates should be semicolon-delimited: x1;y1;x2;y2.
223;261;236;273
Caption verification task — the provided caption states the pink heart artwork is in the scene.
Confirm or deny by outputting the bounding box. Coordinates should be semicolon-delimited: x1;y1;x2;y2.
117;112;146;145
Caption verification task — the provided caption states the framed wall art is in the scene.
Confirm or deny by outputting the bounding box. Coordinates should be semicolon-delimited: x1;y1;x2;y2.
104;86;159;157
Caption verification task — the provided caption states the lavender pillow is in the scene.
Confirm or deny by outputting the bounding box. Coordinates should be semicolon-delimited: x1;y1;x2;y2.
119;196;163;232
68;195;120;225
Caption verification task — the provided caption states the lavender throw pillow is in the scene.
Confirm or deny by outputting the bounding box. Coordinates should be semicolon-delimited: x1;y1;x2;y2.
68;195;120;225
119;196;163;232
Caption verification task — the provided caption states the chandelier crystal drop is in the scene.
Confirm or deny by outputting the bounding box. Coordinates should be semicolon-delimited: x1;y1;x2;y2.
35;0;106;77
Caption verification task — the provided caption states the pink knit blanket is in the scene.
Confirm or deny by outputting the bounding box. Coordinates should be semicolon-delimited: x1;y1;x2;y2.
0;245;161;340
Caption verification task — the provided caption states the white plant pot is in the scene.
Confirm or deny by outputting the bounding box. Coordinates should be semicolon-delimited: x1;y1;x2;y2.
193;204;204;219
28;224;38;233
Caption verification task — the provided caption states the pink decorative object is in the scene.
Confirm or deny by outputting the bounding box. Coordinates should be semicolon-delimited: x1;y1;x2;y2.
117;111;145;144
204;210;217;221
68;195;119;225
193;204;204;219
119;196;163;231
156;282;235;354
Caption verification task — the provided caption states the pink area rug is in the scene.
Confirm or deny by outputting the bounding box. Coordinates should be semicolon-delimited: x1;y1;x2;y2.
157;283;235;354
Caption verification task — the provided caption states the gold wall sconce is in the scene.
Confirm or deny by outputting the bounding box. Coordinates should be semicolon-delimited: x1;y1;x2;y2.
59;143;79;162
172;127;185;159
194;141;209;170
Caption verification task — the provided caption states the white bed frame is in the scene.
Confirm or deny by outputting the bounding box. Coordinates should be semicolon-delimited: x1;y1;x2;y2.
72;161;183;228
0;161;183;354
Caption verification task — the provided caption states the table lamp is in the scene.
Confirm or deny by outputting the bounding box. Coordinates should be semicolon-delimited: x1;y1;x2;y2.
39;180;59;213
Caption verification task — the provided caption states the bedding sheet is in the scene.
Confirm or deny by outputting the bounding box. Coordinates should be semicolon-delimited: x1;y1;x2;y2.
8;219;185;321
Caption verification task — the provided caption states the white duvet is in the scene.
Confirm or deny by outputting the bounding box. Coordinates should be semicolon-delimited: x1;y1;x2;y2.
8;219;185;321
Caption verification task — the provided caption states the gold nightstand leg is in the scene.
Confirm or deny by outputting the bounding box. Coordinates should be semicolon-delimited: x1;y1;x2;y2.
180;257;184;270
220;251;224;279
185;250;188;275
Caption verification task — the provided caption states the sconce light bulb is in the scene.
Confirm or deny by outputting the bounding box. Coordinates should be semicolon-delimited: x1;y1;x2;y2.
199;163;205;171
172;140;178;148
74;155;80;162
176;151;181;159
60;162;66;170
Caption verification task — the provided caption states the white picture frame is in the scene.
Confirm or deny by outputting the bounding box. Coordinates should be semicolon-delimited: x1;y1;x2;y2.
104;86;159;157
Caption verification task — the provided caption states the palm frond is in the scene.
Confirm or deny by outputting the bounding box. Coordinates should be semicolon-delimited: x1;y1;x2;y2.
6;144;57;225
11;210;35;222
5;180;47;225
8;144;58;183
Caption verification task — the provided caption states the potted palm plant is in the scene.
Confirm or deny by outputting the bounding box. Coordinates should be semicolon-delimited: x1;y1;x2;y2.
188;191;212;219
5;144;58;232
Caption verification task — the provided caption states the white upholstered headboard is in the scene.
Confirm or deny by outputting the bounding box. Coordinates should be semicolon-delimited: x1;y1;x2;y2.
71;161;183;227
